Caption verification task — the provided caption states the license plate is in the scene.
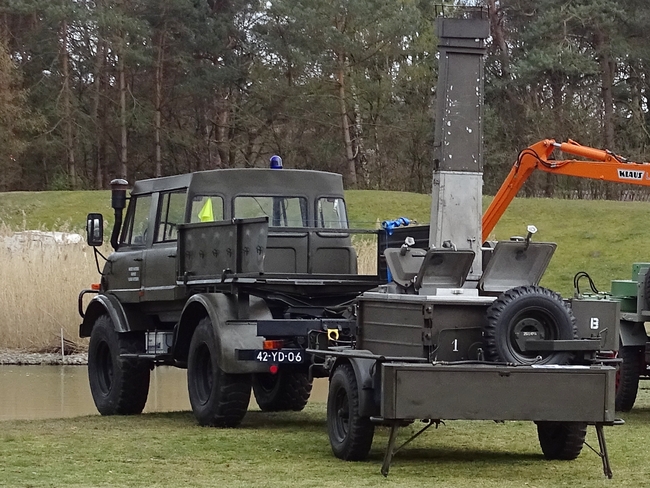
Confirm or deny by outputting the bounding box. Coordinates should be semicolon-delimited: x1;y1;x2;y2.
254;349;304;363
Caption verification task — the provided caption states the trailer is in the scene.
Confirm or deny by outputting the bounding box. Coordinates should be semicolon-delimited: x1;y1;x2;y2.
309;236;619;477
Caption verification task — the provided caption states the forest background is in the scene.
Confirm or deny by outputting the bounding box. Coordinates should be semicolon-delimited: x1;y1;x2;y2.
1;0;649;199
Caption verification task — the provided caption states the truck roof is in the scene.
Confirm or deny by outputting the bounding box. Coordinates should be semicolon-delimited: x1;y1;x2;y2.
130;168;345;199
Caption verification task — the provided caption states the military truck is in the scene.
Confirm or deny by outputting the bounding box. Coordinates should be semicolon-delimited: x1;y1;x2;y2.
607;264;650;411
79;168;381;426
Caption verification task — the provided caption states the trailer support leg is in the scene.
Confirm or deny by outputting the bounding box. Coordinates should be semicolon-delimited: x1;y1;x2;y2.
595;423;613;479
381;422;400;477
381;420;437;477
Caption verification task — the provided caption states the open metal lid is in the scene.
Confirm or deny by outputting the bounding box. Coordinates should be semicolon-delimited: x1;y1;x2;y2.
383;248;427;287
414;249;475;292
479;241;556;293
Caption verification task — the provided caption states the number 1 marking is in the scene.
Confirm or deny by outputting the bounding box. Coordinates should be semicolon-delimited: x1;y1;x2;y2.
452;339;458;352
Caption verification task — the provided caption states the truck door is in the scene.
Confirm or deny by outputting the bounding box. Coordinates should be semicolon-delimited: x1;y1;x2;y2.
106;193;153;303
143;190;187;302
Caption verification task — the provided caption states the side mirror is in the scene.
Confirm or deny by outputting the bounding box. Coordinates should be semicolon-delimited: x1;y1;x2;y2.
86;213;104;247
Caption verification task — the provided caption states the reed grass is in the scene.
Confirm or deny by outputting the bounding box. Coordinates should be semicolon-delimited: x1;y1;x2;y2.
0;224;96;351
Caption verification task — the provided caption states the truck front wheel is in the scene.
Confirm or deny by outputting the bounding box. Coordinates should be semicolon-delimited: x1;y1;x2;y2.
88;315;150;415
327;363;374;460
252;370;312;412
187;317;251;427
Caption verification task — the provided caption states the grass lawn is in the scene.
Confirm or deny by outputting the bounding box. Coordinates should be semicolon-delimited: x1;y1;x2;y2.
2;385;650;487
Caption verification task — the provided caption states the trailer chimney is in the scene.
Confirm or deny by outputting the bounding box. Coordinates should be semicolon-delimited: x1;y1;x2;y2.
429;8;489;281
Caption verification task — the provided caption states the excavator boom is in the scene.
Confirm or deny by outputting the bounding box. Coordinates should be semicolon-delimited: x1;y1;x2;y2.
482;139;650;242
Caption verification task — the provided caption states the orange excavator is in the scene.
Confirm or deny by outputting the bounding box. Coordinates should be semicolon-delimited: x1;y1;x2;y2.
482;139;650;242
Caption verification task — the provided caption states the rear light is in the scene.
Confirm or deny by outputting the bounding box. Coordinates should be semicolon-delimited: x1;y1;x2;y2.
269;364;279;374
263;340;284;350
91;283;101;291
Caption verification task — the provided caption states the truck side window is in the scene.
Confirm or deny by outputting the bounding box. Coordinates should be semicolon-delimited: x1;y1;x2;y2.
317;197;348;229
190;196;224;223
156;191;186;242
122;194;153;246
234;196;307;227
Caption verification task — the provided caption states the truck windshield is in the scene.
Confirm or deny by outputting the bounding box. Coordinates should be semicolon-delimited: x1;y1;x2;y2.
234;196;307;227
317;197;348;229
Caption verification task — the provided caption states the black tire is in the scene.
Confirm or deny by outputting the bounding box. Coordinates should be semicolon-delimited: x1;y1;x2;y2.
252;370;313;412
536;421;587;460
484;285;577;365
327;364;374;461
187;317;251;427
87;314;150;415
615;344;644;412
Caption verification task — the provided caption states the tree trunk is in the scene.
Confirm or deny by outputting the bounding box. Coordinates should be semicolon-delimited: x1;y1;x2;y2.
337;56;357;188
92;34;105;189
487;0;510;80
154;30;165;178
118;46;127;180
214;88;229;167
351;78;369;189
595;30;615;150
61;19;76;189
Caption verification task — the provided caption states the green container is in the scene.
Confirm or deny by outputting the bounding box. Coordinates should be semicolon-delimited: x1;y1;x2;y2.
632;263;650;281
611;280;638;312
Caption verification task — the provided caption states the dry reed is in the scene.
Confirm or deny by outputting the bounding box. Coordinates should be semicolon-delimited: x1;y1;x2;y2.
0;224;97;351
352;236;378;275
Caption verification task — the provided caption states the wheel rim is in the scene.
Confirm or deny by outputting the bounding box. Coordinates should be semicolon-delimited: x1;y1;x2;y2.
194;343;213;405
332;385;350;443
508;306;558;363
96;340;114;395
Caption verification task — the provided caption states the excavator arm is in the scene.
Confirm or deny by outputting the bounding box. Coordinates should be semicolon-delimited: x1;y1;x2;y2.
482;139;650;242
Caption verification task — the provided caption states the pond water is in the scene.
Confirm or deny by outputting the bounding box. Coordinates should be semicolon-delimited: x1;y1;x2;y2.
0;365;328;421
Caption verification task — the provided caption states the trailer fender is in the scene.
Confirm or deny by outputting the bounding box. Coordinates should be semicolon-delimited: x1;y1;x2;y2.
79;294;131;337
619;320;647;347
331;355;380;418
175;293;271;373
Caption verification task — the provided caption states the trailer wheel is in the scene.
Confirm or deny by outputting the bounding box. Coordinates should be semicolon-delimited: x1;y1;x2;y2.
327;363;374;460
252;370;312;412
536;421;587;460
615;344;643;412
484;285;577;365
187;317;251;427
88;314;150;415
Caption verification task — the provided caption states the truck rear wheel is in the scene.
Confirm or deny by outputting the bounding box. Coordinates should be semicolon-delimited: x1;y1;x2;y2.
327;363;374;461
536;421;587;460
252;370;312;412
484;285;576;365
615;344;643;412
187;317;251;427
88;315;150;415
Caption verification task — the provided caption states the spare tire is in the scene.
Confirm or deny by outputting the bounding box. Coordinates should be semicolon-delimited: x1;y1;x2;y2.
483;285;577;365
